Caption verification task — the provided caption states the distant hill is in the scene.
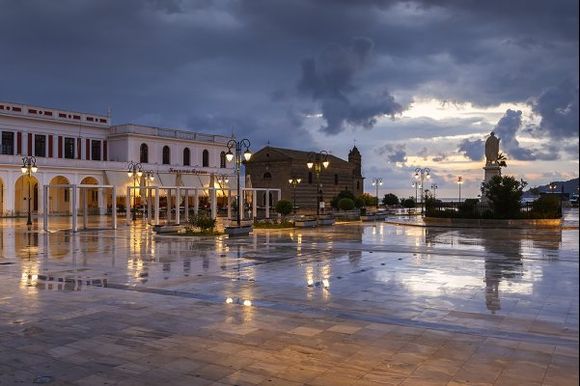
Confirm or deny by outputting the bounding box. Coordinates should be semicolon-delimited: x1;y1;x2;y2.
524;177;579;197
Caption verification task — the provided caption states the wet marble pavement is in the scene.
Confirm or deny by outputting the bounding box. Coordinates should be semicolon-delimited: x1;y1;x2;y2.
0;215;578;385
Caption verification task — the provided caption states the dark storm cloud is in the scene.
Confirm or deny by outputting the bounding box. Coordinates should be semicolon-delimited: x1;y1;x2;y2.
458;139;484;161
0;0;577;168
298;38;403;134
531;80;579;139
375;144;407;164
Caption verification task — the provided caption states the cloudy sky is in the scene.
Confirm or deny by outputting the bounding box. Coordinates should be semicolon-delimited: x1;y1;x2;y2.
1;0;578;198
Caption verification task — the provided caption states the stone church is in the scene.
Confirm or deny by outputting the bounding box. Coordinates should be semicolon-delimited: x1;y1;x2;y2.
244;146;364;212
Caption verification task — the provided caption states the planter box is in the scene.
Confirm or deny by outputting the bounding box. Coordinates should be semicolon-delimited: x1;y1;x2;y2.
317;218;336;226
154;225;186;234
225;226;253;236
295;219;317;228
423;217;562;229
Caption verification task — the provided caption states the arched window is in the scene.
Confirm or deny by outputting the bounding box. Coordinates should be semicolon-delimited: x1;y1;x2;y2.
183;148;190;166
263;172;272;180
140;143;148;163
220;151;226;168
334;174;339;185
162;146;170;165
202;149;209;167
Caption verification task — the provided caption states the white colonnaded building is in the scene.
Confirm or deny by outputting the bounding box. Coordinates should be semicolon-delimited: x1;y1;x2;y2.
0;101;234;217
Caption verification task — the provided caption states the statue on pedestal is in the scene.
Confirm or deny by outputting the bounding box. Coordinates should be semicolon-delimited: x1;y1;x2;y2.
485;132;500;166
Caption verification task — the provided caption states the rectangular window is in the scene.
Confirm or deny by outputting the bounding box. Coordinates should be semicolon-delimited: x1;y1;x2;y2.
64;189;70;203
91;140;101;161
34;134;46;157
64;137;75;159
1;131;14;155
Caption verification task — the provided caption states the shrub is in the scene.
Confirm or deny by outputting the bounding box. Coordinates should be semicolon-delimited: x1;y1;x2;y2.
530;195;561;219
354;197;366;209
382;193;399;206
187;214;216;232
338;198;355;211
482;176;527;219
331;190;356;209
401;197;416;208
458;199;479;218
275;200;293;218
359;193;378;207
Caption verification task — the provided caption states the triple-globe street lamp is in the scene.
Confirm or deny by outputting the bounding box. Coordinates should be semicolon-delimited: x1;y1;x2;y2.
21;156;38;226
430;184;438;199
288;177;302;214
457;176;464;203
414;168;431;214
127;161;143;221
306;151;329;219
225;138;252;227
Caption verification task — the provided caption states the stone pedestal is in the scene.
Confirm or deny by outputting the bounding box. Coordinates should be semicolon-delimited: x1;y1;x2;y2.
483;165;501;183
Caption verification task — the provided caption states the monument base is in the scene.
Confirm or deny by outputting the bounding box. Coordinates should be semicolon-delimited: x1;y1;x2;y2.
483;165;501;183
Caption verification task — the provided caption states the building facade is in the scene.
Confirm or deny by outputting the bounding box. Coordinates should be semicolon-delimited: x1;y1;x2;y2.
244;146;364;212
0;101;234;216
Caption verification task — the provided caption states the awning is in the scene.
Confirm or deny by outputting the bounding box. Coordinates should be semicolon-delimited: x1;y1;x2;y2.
156;172;176;187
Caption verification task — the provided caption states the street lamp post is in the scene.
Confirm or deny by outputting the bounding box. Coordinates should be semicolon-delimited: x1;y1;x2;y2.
414;168;431;215
225;138;252;227
21;156;38;226
289;177;302;214
371;178;383;208
127;161;143;221
457;176;464;203
430;184;438;199
306;151;329;219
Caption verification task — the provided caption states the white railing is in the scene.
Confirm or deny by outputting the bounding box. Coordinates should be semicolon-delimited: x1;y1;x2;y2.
110;124;229;144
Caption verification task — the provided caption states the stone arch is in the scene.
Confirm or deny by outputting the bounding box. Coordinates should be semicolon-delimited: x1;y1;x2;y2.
80;176;100;211
15;174;39;216
49;176;71;214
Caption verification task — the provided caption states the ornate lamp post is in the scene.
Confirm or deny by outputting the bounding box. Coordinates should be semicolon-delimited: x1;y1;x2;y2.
414;168;431;215
457;176;464;203
288;177;302;214
411;181;419;205
306;151;329;219
21;156;38;226
225;138;252;227
430;183;438;199
371;177;383;208
127;161;143;221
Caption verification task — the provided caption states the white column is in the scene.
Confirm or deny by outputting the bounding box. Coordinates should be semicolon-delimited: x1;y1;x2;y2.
252;190;257;219
83;188;88;229
112;187;117;230
277;190;281;219
265;189;270;219
184;189;189;222
43;185;49;232
239;189;244;221
194;189;199;215
4;173;16;216
147;188;152;223
126;187;131;224
71;185;78;232
210;188;217;220
167;189;172;223
176;188;181;225
154;187;160;225
227;189;232;220
97;187;106;215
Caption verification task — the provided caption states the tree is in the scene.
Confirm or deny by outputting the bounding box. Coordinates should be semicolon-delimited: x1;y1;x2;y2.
382;193;399;206
401;197;416;208
275;200;293;221
331;190;355;209
354;197;366;209
482;175;527;219
358;193;378;207
497;152;507;167
338;198;355;211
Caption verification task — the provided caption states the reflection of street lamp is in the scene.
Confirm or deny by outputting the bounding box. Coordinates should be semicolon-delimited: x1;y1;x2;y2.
226;138;252;227
289;177;302;214
307;151;329;219
414;168;431;214
371;177;383;208
430;184;438;199
457;176;464;203
21;156;38;227
127;161;143;221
